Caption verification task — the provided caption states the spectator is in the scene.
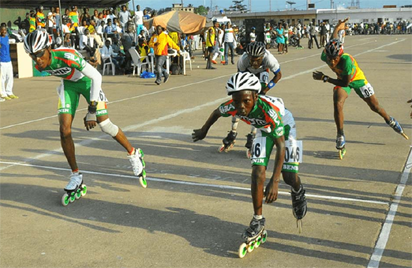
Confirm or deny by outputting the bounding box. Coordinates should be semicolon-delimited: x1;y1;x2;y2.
133;5;144;41
81;8;91;25
121;22;135;73
148;25;180;85
319;21;327;47
101;39;122;73
91;9;99;22
0;26;17;100
104;19;117;40
223;22;236;65
250;26;256;42
308;22;320;49
22;12;31;34
46;12;55;36
212;23;224;64
143;9;150;20
36;6;46;29
119;5;131;32
205;24;215;69
276;22;285;54
69;6;79;28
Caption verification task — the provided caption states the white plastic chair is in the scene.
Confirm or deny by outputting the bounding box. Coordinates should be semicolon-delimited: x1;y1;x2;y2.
181;51;192;75
166;49;178;74
101;55;115;75
129;48;150;77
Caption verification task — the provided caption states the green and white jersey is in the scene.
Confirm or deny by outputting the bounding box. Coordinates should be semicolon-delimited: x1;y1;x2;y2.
36;48;88;82
219;95;285;140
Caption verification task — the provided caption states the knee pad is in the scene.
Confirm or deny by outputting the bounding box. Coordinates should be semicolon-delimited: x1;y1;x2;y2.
99;119;119;137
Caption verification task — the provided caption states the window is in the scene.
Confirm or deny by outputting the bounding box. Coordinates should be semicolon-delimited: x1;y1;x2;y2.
363;19;368;22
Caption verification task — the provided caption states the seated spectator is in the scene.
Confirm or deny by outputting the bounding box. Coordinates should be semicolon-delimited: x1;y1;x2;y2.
104;19;118;40
101;39;123;74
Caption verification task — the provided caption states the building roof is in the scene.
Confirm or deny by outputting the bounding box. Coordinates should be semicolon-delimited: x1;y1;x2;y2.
0;0;130;8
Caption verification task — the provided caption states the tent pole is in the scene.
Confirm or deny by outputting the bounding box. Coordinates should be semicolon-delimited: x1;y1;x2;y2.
58;0;63;42
133;0;135;12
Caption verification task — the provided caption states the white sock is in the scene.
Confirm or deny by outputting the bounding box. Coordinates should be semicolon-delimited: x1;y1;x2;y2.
253;214;263;220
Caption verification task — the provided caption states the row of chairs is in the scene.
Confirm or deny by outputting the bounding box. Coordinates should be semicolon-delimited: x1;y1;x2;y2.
102;49;192;76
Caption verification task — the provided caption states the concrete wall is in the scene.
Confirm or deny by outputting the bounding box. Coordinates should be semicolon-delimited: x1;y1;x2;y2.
317;8;412;24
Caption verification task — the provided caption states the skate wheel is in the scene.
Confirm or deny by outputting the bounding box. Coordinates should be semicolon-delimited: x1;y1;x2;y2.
262;230;268;243
75;189;82;199
297;219;303;234
139;174;148;188
238;243;248;258
141;158;146;168
339;148;346;160
81;184;87;196
69;192;76;203
255;236;261;248
247;241;255;253
218;145;225;153
61;193;70;206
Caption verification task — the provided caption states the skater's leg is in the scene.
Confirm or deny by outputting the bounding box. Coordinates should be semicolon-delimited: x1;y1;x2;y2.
251;165;266;215
282;171;301;192
362;95;390;122
333;86;349;136
59;113;78;172
97;115;134;154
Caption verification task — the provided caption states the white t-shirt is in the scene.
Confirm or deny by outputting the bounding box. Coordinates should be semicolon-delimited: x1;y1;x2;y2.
224;28;235;42
250;32;256;42
237;50;280;75
119;10;131;27
134;11;143;25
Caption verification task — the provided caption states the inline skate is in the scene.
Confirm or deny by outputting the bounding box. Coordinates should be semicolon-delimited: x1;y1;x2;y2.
238;216;267;258
128;148;147;188
62;173;87;206
291;185;307;233
218;131;237;153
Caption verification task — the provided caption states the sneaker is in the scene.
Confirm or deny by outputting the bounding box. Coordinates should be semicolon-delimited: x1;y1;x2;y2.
128;148;145;176
211;59;217;64
164;74;169;84
243;216;266;241
8;95;18;99
155;81;161;85
64;173;83;191
336;135;345;149
1;95;11;100
291;185;307;220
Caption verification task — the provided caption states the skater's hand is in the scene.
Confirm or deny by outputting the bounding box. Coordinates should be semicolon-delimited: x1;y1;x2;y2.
264;178;279;204
192;128;207;142
312;71;324;81
408;99;412;118
84;112;97;131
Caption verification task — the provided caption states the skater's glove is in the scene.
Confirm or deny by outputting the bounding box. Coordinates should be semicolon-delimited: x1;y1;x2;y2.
192;129;206;142
312;71;324;81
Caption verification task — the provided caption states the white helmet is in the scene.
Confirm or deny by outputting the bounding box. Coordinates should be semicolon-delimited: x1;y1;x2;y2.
24;30;52;54
226;72;261;95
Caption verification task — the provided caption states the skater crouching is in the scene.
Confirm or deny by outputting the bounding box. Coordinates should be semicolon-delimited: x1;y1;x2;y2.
192;72;307;257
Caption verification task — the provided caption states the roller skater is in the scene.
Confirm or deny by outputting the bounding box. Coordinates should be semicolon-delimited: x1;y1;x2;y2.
221;42;283;158
218;130;237;152
313;38;408;159
192;72;307;258
24;30;148;206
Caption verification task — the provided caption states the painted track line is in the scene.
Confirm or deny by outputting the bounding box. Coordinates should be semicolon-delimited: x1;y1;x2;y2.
367;146;412;268
0;161;389;206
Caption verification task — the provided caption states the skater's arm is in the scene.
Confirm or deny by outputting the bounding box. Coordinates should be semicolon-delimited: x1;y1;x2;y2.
192;108;221;142
264;135;285;203
312;70;350;87
262;70;282;95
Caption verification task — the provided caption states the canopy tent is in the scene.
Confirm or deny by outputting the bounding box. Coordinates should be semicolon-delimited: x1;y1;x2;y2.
0;0;129;8
144;11;207;35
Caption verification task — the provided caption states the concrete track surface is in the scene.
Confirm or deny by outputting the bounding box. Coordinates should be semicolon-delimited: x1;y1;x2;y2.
1;35;411;268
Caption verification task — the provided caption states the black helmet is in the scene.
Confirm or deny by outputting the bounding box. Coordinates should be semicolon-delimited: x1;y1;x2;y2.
324;39;343;58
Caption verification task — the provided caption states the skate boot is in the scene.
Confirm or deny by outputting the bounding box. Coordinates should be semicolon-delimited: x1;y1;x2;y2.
336;134;346;160
218;131;237;153
387;117;409;140
291;185;307;233
62;173;87;206
245;133;255;159
238;216;267;258
128;148;147;188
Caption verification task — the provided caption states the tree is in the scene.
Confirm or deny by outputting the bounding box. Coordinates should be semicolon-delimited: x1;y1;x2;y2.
230;0;247;12
194;5;208;15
